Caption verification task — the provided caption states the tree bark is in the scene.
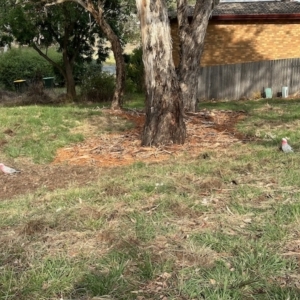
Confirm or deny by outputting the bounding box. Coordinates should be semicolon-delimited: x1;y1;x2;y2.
63;50;76;100
102;21;125;110
177;0;217;112
136;0;186;146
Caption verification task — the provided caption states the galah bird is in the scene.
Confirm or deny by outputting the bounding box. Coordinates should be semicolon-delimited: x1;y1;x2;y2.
281;138;293;153
0;163;21;174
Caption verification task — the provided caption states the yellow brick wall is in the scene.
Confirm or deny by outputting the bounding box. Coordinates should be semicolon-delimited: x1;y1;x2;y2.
171;20;300;66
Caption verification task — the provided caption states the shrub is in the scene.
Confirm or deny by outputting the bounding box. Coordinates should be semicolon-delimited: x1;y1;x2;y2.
0;48;55;90
51;57;85;87
125;47;145;93
24;81;53;104
80;63;115;103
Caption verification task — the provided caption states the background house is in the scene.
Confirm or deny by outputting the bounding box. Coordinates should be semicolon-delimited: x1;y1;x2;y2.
171;1;300;67
170;2;300;100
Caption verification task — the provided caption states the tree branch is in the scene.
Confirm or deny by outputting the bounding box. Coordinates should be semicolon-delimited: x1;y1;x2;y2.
31;43;65;76
192;0;219;28
44;0;85;7
177;0;189;33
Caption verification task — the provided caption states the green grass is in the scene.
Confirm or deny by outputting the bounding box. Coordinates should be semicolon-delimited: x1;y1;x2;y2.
2;98;300;299
0;104;136;163
124;93;145;109
237;99;300;144
0;106;95;162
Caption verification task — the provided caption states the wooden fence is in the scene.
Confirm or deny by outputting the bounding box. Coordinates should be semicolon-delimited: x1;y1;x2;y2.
197;58;300;100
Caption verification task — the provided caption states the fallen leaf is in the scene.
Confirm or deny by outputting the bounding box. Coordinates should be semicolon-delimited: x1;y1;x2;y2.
243;218;252;224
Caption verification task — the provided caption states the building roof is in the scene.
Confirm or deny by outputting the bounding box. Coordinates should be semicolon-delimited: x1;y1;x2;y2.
213;1;300;16
170;1;300;20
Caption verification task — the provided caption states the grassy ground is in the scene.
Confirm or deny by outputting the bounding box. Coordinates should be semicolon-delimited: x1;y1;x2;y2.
1;98;300;299
0;104;135;163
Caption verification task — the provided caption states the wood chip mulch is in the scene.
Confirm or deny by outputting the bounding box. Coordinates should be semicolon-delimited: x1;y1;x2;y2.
52;108;250;167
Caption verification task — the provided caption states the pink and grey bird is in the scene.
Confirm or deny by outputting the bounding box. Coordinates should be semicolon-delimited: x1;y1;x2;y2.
0;163;21;174
281;138;293;153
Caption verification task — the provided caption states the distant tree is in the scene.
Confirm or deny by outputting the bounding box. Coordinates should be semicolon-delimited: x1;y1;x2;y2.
119;0;140;44
46;0;128;109
0;1;14;47
0;0;109;100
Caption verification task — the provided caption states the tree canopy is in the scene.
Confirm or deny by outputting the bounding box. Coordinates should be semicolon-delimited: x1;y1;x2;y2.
44;0;135;108
0;0;128;101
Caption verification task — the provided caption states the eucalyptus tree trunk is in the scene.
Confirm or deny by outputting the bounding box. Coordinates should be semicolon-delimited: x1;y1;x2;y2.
136;0;186;146
177;0;217;112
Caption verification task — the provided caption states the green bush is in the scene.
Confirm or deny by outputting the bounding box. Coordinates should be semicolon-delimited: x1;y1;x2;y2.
125;47;144;93
51;57;86;87
80;64;115;102
0;48;55;90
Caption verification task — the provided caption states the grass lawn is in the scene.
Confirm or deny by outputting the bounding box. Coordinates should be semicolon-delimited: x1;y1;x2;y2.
1;98;300;299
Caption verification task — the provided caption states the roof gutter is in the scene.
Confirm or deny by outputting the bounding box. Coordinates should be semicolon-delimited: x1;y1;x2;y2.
211;14;300;21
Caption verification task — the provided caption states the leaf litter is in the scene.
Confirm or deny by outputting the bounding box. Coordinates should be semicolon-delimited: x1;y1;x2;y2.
52;108;249;167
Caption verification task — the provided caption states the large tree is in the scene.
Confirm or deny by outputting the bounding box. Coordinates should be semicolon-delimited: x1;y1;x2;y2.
135;0;217;145
177;0;218;111
136;0;186;146
46;0;127;109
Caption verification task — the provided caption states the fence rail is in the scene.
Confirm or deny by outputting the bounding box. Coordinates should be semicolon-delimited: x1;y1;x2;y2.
197;58;300;100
